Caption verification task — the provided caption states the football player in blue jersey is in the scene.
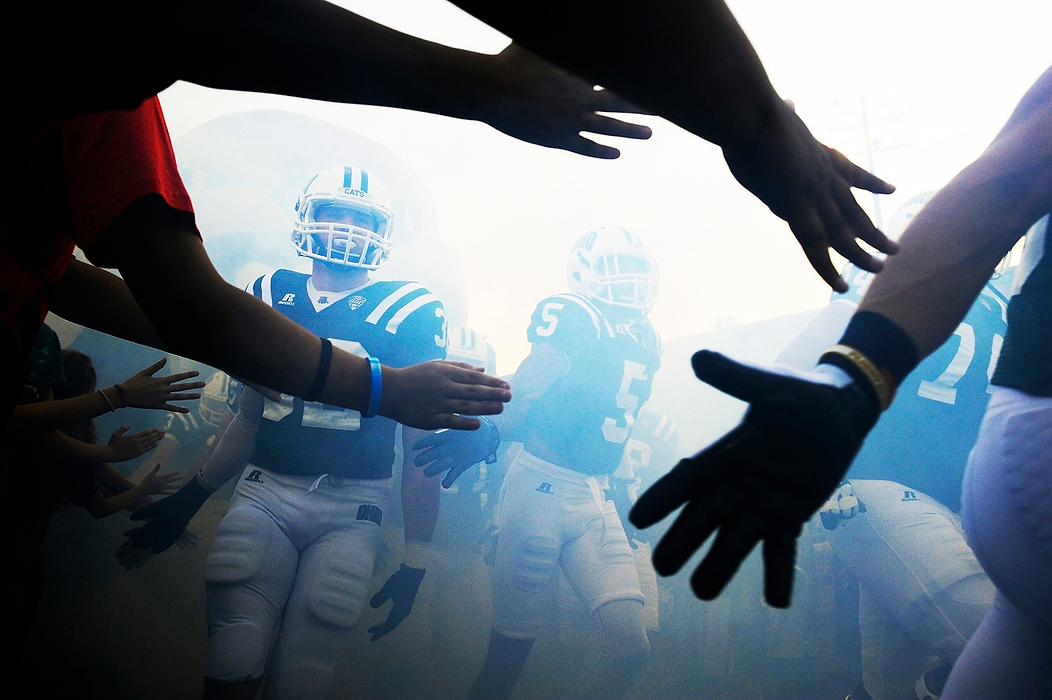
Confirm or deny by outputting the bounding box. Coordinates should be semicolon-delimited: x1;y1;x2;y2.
419;225;662;699
119;166;452;700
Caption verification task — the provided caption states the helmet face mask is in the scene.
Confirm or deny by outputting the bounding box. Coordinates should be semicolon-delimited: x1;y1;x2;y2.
293;166;394;269
567;225;659;313
198;371;233;428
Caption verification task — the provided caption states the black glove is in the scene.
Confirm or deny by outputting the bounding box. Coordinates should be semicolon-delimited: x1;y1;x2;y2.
413;417;500;488
367;564;426;641
629;349;880;608
117;475;212;567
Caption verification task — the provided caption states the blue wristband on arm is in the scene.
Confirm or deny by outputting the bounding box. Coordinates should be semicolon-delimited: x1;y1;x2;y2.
363;356;382;418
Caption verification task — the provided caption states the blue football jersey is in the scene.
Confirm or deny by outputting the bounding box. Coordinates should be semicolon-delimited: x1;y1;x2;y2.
523;293;662;475
247;269;447;479
837;264;1009;510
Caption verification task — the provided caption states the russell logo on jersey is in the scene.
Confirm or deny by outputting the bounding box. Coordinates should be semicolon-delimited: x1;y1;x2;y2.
244;469;266;484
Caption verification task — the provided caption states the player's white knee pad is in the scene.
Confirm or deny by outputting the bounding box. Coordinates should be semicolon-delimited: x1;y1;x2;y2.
303;559;371;628
205;623;271;683
203;511;268;585
513;536;559;594
203;511;276;682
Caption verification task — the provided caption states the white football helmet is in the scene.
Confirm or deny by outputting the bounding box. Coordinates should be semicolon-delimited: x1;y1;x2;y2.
292;165;394;268
198;371;233;428
567;225;659;312
445;326;497;374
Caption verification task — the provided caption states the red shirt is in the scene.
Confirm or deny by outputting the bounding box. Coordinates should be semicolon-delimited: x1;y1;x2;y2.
1;96;194;353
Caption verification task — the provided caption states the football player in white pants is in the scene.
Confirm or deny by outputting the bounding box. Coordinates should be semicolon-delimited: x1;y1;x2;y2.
121;166;449;700
820;480;994;700
417;226;662;699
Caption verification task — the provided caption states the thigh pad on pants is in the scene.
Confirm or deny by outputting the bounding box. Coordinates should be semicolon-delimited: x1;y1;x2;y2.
298;542;376;629
203;503;273;585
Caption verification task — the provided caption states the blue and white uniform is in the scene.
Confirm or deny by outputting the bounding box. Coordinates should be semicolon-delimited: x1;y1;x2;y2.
492;292;662;638
202;270;445;697
246;270;446;479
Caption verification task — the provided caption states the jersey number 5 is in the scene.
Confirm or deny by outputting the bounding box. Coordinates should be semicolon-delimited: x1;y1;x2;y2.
603;360;648;444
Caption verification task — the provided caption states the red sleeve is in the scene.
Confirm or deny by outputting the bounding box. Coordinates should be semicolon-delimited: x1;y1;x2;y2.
61;96;195;247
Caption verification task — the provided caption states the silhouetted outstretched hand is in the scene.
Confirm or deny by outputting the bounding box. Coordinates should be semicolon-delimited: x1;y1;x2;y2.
106;426;165;462
474;43;652;159
119;358;206;413
629;350;880;607
722;101;897;292
381;361;510;431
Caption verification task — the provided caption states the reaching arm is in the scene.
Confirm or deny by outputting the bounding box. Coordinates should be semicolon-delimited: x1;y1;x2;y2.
39;0;650;158
29;426;164;465
196;391;263;492
401;427;442;545
6;357;204;435
116;388;261;564
489;342;569;442
450;0;897;290
413;341;568;486
48;258;162;350
86;463;181;519
175;6;655;160
94;463;154;512
77;221;510;431
857;64;1052;357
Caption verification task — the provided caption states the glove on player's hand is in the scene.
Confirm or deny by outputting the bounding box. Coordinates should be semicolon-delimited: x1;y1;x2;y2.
414;417;500;488
118;476;212;564
819;482;866;530
629;349;880;608
367;564;426;641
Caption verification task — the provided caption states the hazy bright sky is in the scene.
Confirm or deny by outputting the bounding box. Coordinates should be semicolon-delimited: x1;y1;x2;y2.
159;0;1052;374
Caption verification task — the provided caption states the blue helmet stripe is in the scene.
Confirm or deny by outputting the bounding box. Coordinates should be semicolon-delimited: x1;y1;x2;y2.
343;166;353;189
361;170;369;193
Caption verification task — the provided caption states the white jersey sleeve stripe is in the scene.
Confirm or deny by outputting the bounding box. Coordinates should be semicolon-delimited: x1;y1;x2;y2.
365;282;423;325
385;293;439;334
259;272;275;307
